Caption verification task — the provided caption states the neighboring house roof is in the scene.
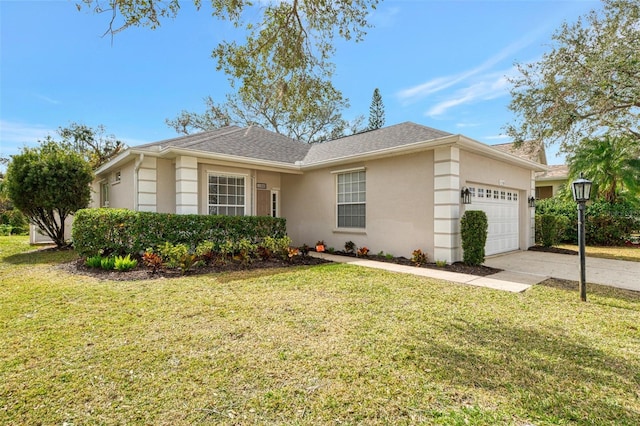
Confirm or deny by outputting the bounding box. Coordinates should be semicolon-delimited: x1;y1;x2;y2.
535;164;569;181
95;122;546;176
492;141;547;165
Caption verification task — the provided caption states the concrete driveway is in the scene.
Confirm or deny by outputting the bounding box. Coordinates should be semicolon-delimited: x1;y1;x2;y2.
484;250;640;292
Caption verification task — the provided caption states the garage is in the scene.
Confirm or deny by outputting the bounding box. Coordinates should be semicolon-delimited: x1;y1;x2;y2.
466;185;520;255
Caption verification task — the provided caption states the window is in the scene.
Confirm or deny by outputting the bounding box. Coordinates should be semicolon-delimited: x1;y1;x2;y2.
271;192;278;218
500;191;506;200
208;174;245;216
507;192;512;201
114;170;121;184
337;170;366;228
477;188;484;198
469;187;476;198
101;182;110;207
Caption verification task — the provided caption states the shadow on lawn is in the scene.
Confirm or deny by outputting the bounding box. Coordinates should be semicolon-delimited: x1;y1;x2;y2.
406;319;640;423
539;278;640;302
3;246;76;266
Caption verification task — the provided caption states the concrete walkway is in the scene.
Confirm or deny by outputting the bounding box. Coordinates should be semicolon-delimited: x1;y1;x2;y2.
484;250;640;292
309;252;535;293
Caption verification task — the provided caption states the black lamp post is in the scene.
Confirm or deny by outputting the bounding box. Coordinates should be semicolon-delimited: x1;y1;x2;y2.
571;172;592;302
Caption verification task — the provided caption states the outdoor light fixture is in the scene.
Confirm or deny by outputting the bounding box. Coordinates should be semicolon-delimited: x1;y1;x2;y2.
528;196;536;208
571;172;593;302
461;187;471;204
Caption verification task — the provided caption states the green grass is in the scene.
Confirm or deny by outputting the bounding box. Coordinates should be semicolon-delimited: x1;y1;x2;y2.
1;236;639;425
557;244;640;262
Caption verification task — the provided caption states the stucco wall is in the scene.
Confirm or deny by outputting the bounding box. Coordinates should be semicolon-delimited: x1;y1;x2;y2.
282;151;435;258
109;160;135;210
156;158;176;213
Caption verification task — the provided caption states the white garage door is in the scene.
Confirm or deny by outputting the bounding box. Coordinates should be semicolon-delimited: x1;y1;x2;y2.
466;186;519;256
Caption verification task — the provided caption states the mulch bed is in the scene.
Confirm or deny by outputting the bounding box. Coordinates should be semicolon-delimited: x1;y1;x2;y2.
528;245;578;255
59;250;501;281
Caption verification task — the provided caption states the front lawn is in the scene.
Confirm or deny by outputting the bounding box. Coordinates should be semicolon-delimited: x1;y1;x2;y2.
1;236;639;425
557;244;640;262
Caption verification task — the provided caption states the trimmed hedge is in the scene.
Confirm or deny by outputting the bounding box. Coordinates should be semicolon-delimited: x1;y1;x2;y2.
535;214;570;247
72;208;287;257
460;210;488;266
535;198;639;246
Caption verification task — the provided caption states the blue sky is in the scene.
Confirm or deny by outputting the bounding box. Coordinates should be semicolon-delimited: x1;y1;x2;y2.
1;0;601;172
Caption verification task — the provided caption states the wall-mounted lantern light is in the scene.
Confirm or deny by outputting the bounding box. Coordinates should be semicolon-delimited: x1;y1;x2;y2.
528;196;536;208
461;187;471;205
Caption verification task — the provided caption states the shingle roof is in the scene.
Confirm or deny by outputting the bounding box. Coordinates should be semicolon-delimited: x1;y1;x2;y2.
492;141;547;164
301;122;453;164
536;164;569;180
138;126;311;164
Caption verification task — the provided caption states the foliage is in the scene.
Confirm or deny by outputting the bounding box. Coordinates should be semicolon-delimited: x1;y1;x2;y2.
5;141;93;248
535;214;570;247
0;178;29;235
261;236;293;260
299;244;310;257
566;135;640;204
114;254;138;272
157;242;192;273
460;210;488;266
55;122;125;169
506;0;640;152
536;197;640;245
0;225;12;236
344;240;356;254
234;238;257;265
142;251;163;274
436;260;448;267
85;255;103;268
356;246;369;257
100;256;115;270
194;241;215;264
411;249;428;266
367;88;385;130
79;0;377;143
72;209;286;257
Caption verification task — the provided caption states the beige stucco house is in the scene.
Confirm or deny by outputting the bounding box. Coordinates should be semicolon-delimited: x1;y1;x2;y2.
90;122;545;263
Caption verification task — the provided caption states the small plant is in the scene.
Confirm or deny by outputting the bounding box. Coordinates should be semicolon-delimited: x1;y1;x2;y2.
158;242;189;269
344;241;356;254
299;244;310;257
356;246;369;257
85;255;103;268
114;254;138;272
436;260;448;267
411;249;428;267
195;241;216;264
326;247;335;254
315;240;326;252
0;225;12;236
385;253;394;260
235;238;257;265
287;247;300;262
142;251;163;274
100;256;116;270
216;240;235;265
377;250;385;257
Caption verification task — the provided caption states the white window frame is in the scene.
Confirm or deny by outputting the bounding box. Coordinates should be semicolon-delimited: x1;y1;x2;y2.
100;180;110;207
207;172;248;216
334;168;366;229
271;189;280;218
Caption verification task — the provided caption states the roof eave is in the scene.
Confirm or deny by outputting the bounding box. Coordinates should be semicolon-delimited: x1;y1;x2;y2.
458;136;548;172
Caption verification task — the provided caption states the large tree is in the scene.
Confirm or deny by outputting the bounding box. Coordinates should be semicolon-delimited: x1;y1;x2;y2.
80;0;379;141
506;0;640;153
566;134;640;204
56;122;125;169
367;87;385;130
5;142;93;247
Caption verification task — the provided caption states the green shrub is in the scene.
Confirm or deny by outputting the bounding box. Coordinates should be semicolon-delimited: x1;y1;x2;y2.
0;224;12;236
114;254;138;272
85;255;103;268
72;208;287;257
261;236;292;260
234;238;258;265
535;214;570;247
344;241;356;253
460;210;488;266
100;257;115;270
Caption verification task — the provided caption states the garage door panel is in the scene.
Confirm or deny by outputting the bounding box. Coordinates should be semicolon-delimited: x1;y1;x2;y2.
466;185;519;256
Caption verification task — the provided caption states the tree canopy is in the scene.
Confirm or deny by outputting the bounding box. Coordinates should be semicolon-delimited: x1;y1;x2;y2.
367;87;385;130
566;134;640;204
80;0;378;141
5;142;93;247
56;122;125;169
506;0;640;153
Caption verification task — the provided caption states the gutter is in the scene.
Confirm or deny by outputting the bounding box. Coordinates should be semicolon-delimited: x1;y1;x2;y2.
133;153;144;211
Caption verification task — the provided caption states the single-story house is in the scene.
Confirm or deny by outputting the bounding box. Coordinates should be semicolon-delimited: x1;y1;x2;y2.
86;122;545;263
492;141;569;199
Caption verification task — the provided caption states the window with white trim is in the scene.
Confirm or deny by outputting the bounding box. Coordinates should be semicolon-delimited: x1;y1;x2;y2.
337;170;366;228
208;174;245;216
101;182;110;207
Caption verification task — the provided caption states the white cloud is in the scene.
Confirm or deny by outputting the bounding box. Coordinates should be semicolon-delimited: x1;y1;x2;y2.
33;93;61;105
483;134;510;141
0;120;54;147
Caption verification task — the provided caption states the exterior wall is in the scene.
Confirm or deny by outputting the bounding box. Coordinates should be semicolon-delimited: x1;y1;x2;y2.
282;151;434;258
108;160;136;210
156;158;176;213
535;179;567;198
137;156;157;212
459;150;536;256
